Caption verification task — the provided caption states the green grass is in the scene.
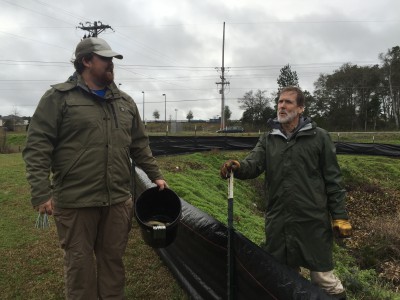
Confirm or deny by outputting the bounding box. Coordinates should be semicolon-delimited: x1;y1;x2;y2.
339;155;400;190
0;154;36;248
158;151;265;244
4;132;27;146
0;153;187;299
2;136;400;299
156;151;400;300
0;153;63;298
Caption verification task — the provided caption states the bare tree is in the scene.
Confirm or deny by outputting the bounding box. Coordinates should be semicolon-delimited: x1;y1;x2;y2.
380;46;400;129
153;109;160;121
186;110;194;122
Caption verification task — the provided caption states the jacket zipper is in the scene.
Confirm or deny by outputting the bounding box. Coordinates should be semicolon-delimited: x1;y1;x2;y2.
102;103;112;206
110;103;119;128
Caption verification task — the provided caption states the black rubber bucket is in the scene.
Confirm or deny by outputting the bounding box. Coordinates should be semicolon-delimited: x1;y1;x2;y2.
135;187;181;248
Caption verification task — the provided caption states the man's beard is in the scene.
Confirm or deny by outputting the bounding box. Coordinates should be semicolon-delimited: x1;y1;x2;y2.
99;67;114;86
92;65;114;87
277;109;297;124
101;70;114;86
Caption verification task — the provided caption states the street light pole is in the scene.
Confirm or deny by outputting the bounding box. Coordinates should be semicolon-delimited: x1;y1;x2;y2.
175;108;178;122
141;91;145;123
162;94;167;123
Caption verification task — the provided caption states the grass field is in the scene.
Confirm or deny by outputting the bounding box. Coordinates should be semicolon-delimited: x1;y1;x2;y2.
1;131;400;299
0;153;187;299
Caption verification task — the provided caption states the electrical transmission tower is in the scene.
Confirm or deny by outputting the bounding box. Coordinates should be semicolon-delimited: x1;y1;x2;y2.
77;21;114;38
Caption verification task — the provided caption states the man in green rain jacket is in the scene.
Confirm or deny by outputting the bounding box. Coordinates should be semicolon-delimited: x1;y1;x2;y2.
220;86;352;300
23;37;167;299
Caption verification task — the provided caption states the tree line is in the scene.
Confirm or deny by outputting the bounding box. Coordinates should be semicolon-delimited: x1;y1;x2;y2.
239;46;400;131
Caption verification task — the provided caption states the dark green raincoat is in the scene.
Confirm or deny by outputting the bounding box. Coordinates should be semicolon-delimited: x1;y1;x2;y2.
235;117;348;271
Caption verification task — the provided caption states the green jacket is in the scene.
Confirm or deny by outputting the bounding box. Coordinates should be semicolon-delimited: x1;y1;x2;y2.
235;117;348;271
23;73;163;208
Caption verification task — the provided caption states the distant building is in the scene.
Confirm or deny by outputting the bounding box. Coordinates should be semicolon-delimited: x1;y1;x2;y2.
0;115;25;131
209;117;221;123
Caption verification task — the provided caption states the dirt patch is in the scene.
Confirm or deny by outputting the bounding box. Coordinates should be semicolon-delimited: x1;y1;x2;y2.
346;184;400;291
157;159;206;173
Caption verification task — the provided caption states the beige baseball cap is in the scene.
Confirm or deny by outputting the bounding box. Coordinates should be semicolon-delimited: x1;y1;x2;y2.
75;37;123;59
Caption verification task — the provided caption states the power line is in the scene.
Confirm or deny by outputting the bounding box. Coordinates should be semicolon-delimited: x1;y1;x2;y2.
0;31;72;52
111;19;400;28
228;20;400;24
114;31;181;66
0;59;380;69
0;0;76;26
32;0;87;22
135;97;225;104
2;19;389;30
117;66;188;88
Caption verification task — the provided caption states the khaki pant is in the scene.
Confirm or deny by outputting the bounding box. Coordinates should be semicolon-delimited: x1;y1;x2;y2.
53;199;133;300
310;270;345;295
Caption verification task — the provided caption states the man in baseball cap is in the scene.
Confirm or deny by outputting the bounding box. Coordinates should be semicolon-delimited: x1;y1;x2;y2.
23;36;167;298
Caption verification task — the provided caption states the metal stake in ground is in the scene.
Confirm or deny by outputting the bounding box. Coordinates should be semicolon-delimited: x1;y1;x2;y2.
227;170;235;300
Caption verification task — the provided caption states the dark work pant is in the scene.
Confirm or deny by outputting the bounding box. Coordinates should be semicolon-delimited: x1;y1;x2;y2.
53;199;133;300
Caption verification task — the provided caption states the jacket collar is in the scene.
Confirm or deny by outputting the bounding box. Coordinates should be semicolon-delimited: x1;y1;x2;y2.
268;116;314;139
51;72;122;100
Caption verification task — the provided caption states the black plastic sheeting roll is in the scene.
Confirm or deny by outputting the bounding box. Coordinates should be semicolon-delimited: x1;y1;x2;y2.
134;168;333;300
148;136;259;156
157;200;333;300
148;136;400;157
335;142;400;157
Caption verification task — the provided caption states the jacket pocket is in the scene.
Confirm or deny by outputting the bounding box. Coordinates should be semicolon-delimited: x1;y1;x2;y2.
60;97;103;146
55;147;87;185
64;97;98;129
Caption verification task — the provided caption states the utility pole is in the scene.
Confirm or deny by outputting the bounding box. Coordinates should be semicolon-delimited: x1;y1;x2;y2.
162;94;167;123
216;22;230;130
77;21;114;38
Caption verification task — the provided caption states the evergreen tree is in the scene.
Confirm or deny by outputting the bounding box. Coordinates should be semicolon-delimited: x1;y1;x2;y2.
277;64;299;91
186;110;194;122
224;106;232;123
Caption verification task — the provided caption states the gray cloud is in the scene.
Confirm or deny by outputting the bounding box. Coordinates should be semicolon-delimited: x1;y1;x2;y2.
1;0;399;122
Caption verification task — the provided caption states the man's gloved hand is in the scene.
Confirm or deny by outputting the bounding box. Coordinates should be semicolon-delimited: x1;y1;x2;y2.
220;160;240;179
332;219;352;238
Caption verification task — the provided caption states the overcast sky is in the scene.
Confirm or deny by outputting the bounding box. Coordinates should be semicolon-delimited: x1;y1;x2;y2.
1;0;399;121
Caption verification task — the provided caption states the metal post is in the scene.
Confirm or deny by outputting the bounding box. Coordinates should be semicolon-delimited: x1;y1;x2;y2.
227;171;235;300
